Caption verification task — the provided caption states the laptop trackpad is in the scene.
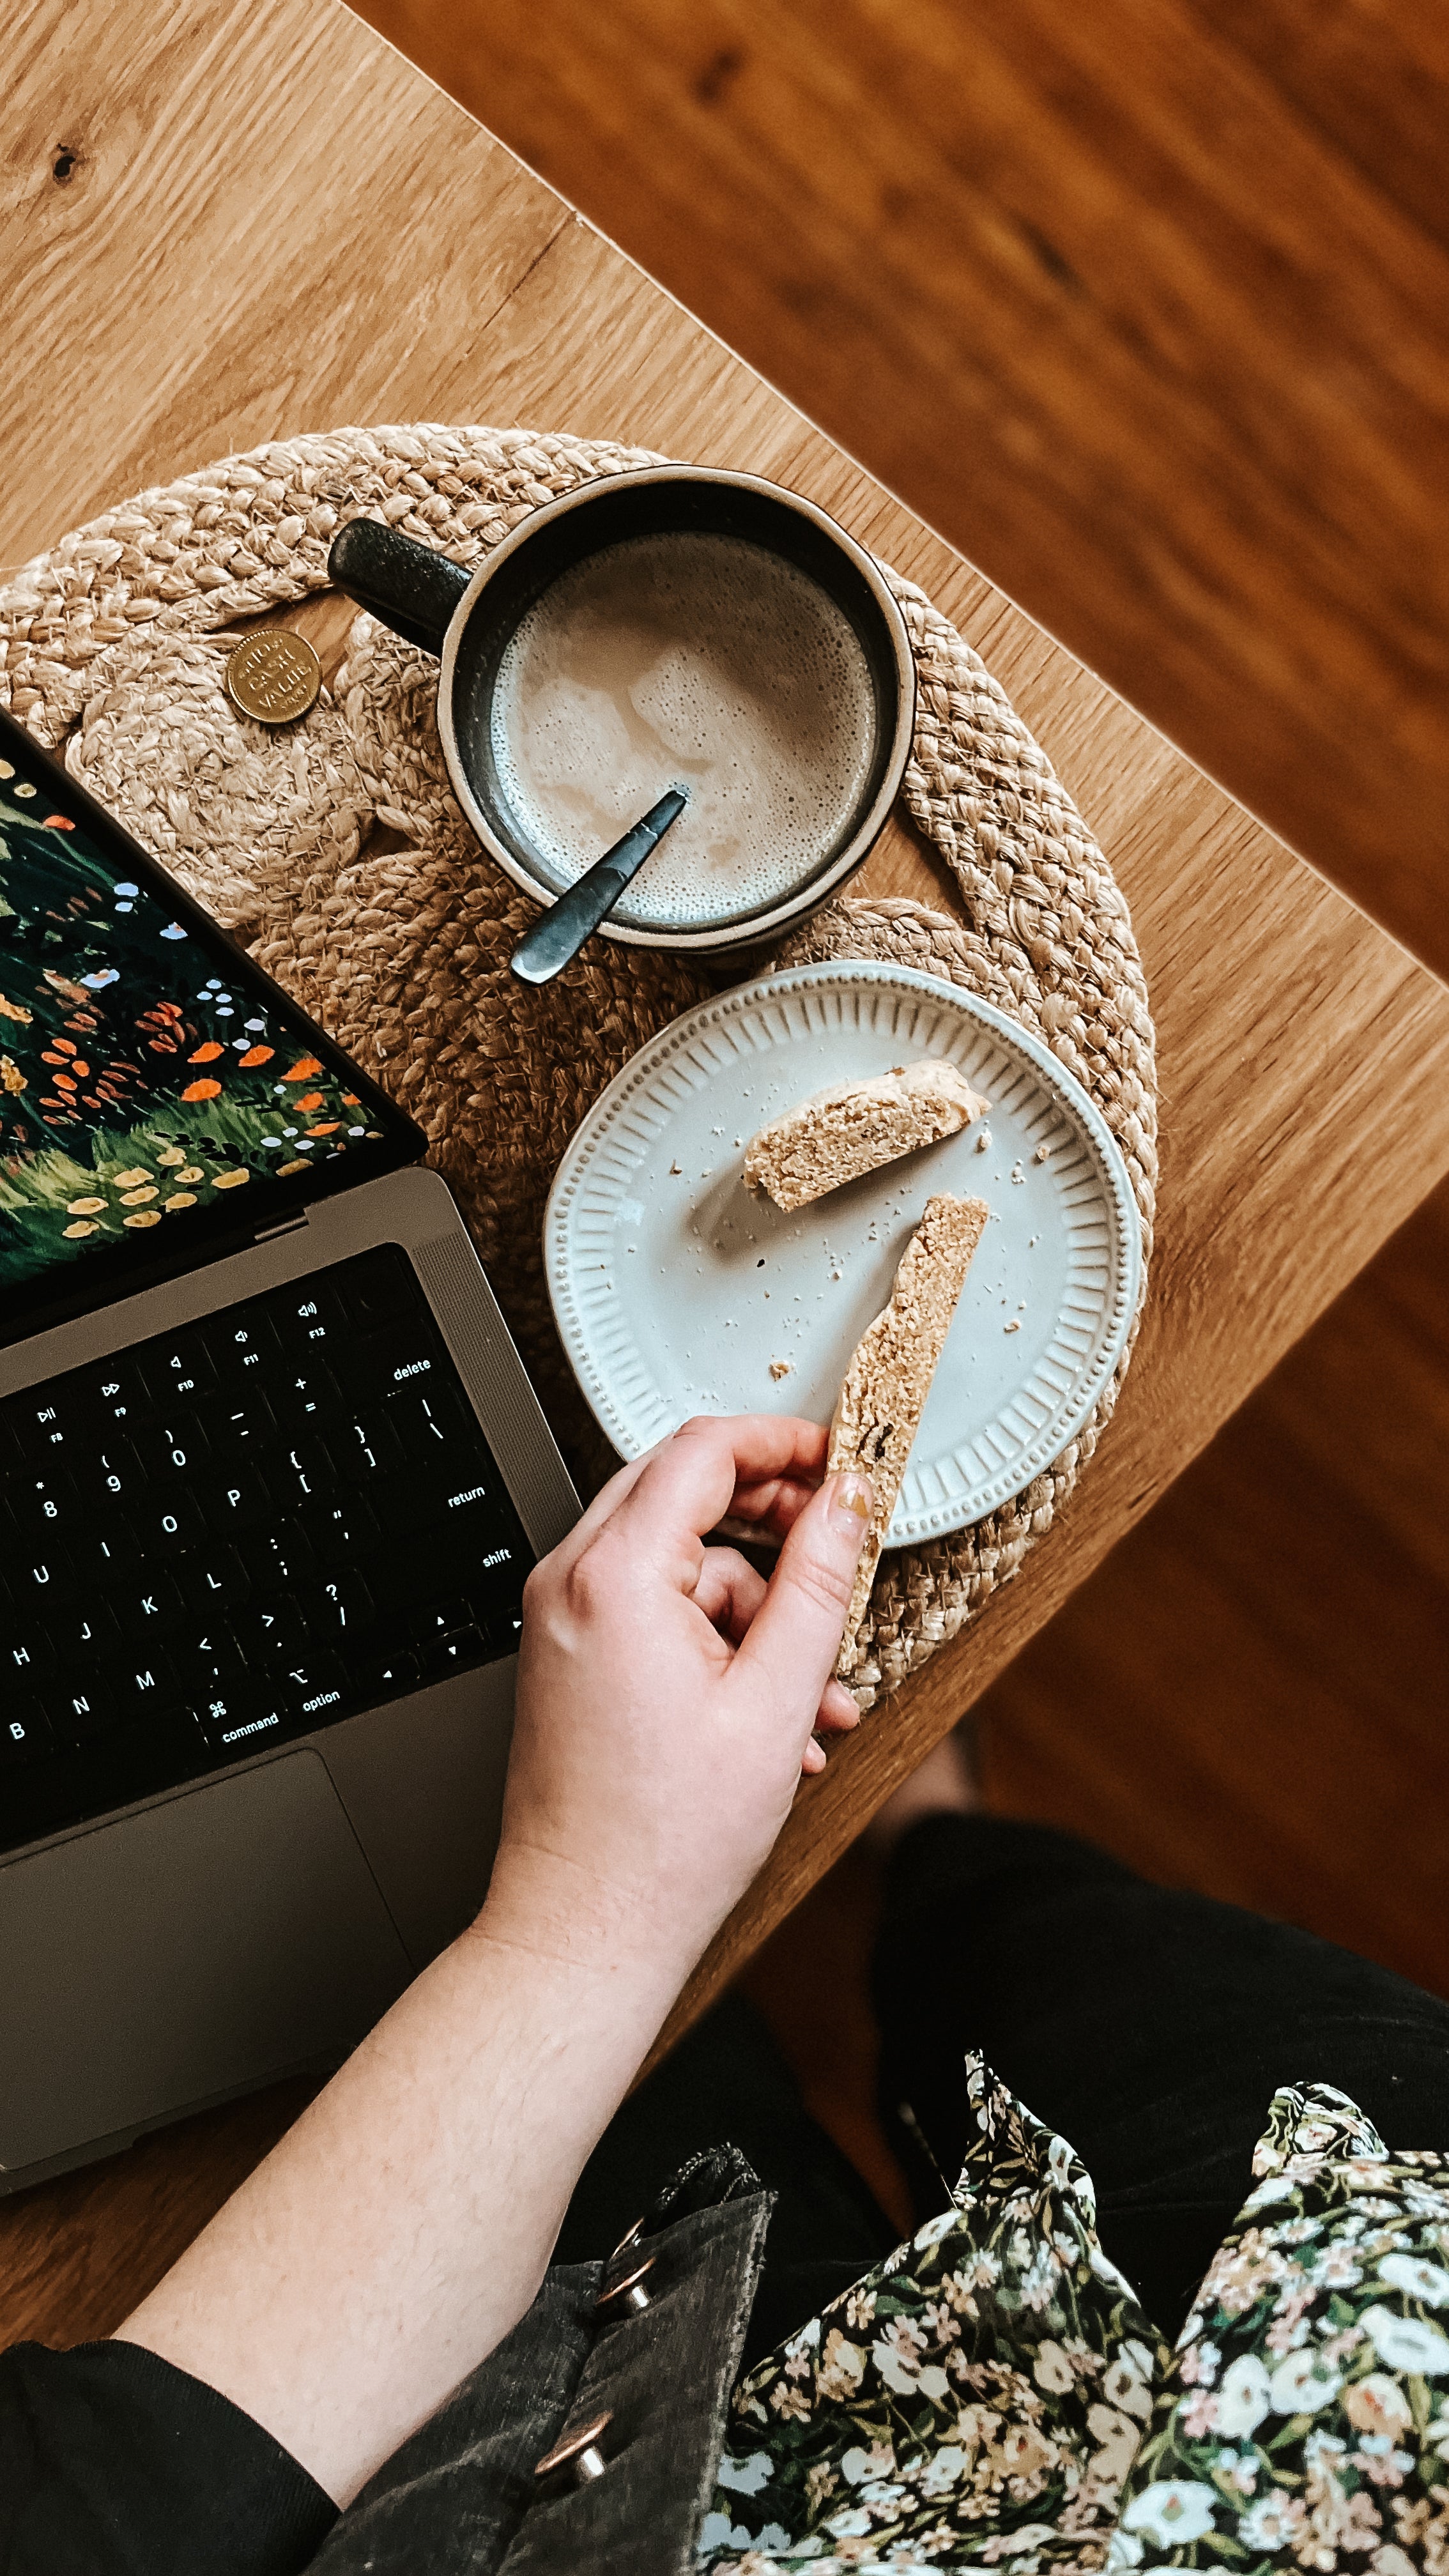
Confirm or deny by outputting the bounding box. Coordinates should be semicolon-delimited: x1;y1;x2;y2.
0;1752;413;2182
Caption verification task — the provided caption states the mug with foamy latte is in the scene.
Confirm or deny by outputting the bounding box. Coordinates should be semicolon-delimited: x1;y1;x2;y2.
329;467;915;960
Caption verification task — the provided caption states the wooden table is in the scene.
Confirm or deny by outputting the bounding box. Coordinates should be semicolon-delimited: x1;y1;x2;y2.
5;0;1449;2345
362;0;1449;987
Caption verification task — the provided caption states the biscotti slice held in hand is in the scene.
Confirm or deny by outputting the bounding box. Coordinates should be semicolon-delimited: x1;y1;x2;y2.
828;1192;990;1676
742;1058;988;1211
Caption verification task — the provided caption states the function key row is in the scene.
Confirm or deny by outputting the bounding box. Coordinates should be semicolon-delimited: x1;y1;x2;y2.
0;1315;450;1467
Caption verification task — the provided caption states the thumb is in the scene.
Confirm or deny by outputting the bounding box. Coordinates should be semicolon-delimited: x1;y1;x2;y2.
729;1471;873;1727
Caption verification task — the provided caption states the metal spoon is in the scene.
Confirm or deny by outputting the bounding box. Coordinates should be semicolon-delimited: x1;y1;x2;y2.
509;790;689;986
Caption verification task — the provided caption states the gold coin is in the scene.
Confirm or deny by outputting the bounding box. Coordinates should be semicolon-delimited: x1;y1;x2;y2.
224;629;322;726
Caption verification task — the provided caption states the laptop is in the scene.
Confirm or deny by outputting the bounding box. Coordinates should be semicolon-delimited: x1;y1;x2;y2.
0;703;579;2192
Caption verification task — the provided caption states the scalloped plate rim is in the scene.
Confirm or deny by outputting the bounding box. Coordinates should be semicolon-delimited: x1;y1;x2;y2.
544;960;1142;1544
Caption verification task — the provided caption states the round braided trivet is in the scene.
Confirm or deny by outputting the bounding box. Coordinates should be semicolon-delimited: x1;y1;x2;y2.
0;426;1156;1709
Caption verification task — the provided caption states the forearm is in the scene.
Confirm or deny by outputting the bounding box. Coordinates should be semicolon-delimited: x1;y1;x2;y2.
116;1863;684;2508
111;1418;866;2517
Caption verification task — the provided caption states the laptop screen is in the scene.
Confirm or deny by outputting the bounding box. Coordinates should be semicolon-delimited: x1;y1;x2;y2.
0;710;422;1343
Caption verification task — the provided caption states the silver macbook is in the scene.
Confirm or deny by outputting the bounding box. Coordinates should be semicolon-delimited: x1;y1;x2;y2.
0;704;579;2192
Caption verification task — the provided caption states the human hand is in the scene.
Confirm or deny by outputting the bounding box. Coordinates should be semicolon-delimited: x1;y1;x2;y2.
482;1415;871;1991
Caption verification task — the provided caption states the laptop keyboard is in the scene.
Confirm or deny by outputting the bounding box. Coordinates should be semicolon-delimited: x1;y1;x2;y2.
0;1245;536;1857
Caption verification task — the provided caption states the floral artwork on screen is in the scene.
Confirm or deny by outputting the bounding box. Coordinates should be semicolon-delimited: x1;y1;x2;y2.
0;760;383;1292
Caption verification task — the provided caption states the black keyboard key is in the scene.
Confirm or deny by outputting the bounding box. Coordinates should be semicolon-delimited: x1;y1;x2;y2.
166;1634;232;1713
213;1392;279;1453
181;1548;253;1613
134;1491;206;1554
316;1496;381;1565
118;1657;175;1715
231;1595;307;1666
416;1625;487;1681
126;1416;210;1482
118;1572;185;1645
135;1335;215;1407
191;1680;273;1745
1;1706;53;1767
244;1526;315;1591
334;1407;404;1480
217;1315;282;1381
270;1289;351;1365
275;1654;346;1723
338;1326;442;1404
312;1572;375;1639
4;1634;55;1684
95;1523;144;1579
388;1384;471;1461
272;1363;337;1430
364;1471;422;1541
410;1596;477;1644
10;1554;77;1607
89;1367;147;1436
273;1436;335;1506
5;1468;82;1547
352;1631;419;1696
45;1679;117;1742
338;1254;415;1335
7;1390;80;1453
43;1599;122;1661
77;1443;143;1514
207;1463;274;1535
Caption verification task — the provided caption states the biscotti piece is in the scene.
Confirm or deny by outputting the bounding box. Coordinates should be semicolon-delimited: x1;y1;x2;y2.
742;1059;988;1212
828;1192;990;1673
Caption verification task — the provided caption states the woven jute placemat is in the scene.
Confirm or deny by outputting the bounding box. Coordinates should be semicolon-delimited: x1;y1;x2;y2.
0;425;1156;1708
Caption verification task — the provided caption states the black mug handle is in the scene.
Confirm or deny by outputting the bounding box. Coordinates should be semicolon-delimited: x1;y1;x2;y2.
327;518;472;657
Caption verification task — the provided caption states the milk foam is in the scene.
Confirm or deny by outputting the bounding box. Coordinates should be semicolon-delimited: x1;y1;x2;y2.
489;532;878;929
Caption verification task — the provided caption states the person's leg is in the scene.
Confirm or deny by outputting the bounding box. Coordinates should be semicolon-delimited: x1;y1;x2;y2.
556;1992;900;2364
872;1809;1449;2340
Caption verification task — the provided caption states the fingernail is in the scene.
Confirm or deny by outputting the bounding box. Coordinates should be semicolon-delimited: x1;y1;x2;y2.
831;1472;873;1524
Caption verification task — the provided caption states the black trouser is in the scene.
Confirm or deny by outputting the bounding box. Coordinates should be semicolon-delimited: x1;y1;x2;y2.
557;1814;1449;2352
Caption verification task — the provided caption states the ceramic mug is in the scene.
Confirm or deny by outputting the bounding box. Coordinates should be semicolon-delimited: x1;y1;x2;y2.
327;465;915;959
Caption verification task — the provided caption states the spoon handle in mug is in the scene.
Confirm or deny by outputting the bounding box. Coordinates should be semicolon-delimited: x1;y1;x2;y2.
509;792;689;986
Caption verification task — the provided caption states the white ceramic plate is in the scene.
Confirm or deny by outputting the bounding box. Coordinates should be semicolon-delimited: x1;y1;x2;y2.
545;963;1142;1544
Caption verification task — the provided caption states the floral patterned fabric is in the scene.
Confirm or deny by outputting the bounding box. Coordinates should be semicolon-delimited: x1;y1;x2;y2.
698;2060;1449;2573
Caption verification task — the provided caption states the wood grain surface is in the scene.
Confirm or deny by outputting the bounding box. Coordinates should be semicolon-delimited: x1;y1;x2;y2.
2;0;1448;2347
353;0;1449;985
979;1174;1449;2000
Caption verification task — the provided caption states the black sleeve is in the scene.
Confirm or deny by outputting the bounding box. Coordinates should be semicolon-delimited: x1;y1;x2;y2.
0;2338;337;2576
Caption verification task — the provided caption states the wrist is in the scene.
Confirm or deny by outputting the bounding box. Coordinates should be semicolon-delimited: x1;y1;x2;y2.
471;1836;698;2035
